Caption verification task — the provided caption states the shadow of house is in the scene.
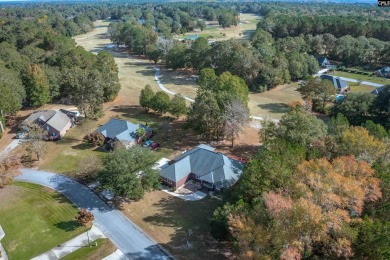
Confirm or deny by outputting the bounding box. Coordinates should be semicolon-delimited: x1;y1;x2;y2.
160;144;244;192
95;118;153;149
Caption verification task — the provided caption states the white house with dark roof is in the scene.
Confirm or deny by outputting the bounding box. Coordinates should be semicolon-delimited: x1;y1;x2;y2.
22;110;72;140
160;144;244;191
96;118;152;148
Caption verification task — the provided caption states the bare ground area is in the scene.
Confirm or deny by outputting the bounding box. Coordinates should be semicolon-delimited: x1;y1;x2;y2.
119;191;232;260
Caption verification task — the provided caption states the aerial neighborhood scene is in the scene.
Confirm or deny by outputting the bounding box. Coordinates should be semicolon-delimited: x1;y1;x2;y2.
0;0;390;259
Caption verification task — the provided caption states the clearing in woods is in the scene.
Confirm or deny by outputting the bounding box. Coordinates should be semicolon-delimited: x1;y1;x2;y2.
174;13;262;41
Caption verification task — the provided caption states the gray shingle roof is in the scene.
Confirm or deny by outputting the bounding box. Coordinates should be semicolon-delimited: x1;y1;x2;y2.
160;144;244;188
23;110;70;132
44;111;71;132
371;85;387;95
96;118;152;143
320;74;349;89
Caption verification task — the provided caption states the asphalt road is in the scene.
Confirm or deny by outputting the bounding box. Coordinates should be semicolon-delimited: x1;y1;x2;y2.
15;169;172;260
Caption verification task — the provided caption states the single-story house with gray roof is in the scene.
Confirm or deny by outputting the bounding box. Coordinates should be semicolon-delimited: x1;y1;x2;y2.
320;74;349;92
160;144;244;191
21;110;72;140
96;118;152;148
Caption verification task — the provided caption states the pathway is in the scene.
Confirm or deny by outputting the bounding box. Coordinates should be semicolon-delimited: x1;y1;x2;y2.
15;169;173;260
153;67;280;124
32;225;106;260
0;140;20;159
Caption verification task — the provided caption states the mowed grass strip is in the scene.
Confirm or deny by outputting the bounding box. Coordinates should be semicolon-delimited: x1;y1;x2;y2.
0;182;88;259
61;238;116;260
331;71;390;85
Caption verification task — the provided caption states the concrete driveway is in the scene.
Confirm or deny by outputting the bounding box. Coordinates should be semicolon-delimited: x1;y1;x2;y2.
15;169;173;260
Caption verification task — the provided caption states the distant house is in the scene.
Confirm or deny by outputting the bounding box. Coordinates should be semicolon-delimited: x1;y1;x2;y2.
22;110;72;140
317;57;330;67
160;144;244;191
371;85;387;95
374;66;390;78
96;118;152;149
320;74;349;92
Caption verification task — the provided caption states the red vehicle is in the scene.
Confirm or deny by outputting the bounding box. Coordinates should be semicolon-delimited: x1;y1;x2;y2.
150;142;160;150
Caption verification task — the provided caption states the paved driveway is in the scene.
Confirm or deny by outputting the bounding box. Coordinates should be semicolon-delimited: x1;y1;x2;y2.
15;169;172;260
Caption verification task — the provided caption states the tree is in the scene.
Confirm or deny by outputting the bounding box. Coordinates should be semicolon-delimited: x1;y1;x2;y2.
151;91;170;115
62;68;104;119
0;154;21;188
229;156;382;259
328;113;350;136
139;84;155;112
169;94;187;118
22;123;47;161
334;92;375;125
75;208;94;227
187;90;223;141
297;78;335;112
24;64;51;107
222;100;249;147
277;109;328;146
340;126;386;163
362;120;389;139
83;132;105;147
0;63;25;115
98;146;160;200
96;51;121;102
146;45;163;64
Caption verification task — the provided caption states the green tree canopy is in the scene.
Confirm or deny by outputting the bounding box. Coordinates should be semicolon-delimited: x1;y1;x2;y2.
98;146;160;200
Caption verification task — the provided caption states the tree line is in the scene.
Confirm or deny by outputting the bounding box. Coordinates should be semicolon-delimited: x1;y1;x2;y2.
211;104;390;259
0;14;120;121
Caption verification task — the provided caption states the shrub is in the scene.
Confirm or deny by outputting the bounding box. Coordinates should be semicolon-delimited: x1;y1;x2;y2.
75;208;94;226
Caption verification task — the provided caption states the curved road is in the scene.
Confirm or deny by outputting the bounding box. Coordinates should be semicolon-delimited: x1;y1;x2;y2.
15;169;172;260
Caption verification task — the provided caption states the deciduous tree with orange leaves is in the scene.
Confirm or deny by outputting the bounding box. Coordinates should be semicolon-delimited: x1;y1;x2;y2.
228;156;382;259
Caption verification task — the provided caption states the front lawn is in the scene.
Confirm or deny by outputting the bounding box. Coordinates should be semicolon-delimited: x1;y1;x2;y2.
0;182;88;259
120;191;230;260
61;238;116;260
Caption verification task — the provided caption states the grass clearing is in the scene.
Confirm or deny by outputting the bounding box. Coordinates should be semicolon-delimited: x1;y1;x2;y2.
61;238;116;260
120;191;230;260
249;82;302;119
175;13;262;41
348;83;376;93
0;183;87;259
331;71;389;85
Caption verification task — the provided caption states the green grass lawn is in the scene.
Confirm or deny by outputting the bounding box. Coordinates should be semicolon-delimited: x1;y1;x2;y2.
0;183;88;259
61;238;116;260
348;83;376;93
331;71;390;85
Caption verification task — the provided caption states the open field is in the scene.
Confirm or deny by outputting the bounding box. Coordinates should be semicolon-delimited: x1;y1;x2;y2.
120;191;231;260
0;183;87;259
61;238;116;260
249;82;302;119
332;70;390;85
175;13;262;41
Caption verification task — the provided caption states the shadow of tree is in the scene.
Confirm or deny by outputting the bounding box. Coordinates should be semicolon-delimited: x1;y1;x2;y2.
258;103;290;114
54;220;81;232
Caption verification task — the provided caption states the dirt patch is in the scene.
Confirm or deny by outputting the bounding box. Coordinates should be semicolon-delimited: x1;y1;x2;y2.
0;185;21;206
120;191;232;260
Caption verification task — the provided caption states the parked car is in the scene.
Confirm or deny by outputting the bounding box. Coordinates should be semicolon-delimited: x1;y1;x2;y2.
150;142;160;150
15;132;27;139
143;140;153;147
